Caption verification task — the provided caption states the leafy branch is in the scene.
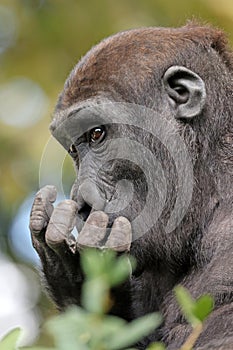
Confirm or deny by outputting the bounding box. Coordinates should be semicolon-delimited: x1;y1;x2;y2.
0;250;213;350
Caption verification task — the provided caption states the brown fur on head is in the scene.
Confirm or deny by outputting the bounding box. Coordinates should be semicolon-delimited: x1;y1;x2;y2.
56;22;233;110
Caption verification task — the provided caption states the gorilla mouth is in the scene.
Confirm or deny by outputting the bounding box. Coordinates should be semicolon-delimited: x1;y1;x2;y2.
76;202;132;251
77;202;118;230
78;202;92;222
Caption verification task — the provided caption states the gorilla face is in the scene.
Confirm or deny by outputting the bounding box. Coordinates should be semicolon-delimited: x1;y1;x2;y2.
50;61;205;253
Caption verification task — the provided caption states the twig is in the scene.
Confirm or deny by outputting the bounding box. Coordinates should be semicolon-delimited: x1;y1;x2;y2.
179;323;203;350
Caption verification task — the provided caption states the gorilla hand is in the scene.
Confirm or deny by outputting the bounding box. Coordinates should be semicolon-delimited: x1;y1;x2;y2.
30;185;132;311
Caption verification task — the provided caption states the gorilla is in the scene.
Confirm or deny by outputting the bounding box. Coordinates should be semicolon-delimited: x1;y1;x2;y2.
30;22;233;349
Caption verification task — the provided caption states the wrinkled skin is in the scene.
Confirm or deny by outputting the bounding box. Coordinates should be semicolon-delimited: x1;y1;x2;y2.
30;23;233;349
30;185;132;318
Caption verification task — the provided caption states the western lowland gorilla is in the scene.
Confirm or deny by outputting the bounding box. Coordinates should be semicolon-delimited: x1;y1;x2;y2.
30;22;233;349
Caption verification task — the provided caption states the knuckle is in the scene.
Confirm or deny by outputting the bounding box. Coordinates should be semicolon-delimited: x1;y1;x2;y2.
29;217;46;233
46;225;67;249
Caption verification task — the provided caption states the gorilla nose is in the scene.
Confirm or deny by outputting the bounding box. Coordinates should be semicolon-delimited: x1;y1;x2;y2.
75;180;105;221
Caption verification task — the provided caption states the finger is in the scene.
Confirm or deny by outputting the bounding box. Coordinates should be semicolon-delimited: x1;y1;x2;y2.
105;216;132;252
46;200;78;255
77;211;108;249
30;185;57;240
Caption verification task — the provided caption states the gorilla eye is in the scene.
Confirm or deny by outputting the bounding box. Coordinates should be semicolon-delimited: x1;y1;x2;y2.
68;144;78;156
89;126;105;144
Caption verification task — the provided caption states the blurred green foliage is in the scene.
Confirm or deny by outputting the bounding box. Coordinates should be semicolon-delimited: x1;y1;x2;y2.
174;286;214;327
0;249;214;350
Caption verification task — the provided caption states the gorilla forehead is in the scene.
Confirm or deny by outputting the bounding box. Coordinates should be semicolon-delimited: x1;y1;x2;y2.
57;23;229;110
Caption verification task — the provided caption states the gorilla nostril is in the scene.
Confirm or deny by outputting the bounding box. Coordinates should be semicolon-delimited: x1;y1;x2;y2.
78;202;92;222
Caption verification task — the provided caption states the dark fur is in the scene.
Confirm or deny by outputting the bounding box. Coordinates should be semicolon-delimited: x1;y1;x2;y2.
33;23;233;349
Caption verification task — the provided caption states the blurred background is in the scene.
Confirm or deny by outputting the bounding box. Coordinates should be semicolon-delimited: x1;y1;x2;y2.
0;0;233;346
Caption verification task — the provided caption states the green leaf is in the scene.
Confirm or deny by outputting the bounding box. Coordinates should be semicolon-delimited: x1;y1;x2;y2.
20;347;55;350
93;314;126;335
175;286;214;327
87;314;126;349
46;306;89;350
174;285;198;326
106;313;162;350
81;248;104;278
192;294;214;322
109;256;133;286
146;343;166;350
81;249;116;280
0;328;21;350
82;278;109;313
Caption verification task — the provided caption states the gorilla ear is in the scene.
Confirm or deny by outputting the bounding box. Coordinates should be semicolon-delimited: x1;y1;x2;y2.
163;66;206;119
